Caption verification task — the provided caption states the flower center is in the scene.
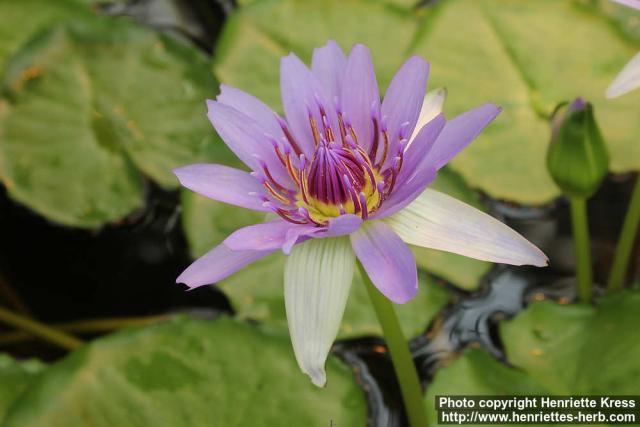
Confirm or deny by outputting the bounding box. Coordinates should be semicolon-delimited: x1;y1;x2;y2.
308;144;364;205
257;100;407;226
299;141;381;223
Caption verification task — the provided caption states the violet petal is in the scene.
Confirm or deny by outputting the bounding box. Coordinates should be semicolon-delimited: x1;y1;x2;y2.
224;220;313;252
380;56;429;165
312;40;347;106
173;164;269;212
281;53;339;156
207;101;292;186
176;244;273;289
217;84;285;141
341;44;380;153
422;103;501;171
350;220;418;304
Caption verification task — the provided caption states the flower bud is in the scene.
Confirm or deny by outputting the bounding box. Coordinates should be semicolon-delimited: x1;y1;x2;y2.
546;97;609;199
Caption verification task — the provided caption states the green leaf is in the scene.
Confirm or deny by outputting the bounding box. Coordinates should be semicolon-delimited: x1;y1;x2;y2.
213;0;419;109
1;317;366;427
0;0;92;74
0;354;46;422
213;0;640;204
427;347;546;399
592;0;640;42
424;349;549;426
220;251;450;339
424;290;640;425
501;290;640;394
0;18;229;227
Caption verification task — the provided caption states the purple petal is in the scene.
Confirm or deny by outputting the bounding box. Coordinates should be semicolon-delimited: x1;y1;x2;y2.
611;0;640;9
423;103;501;171
311;214;363;238
374;165;437;219
397;113;446;186
174;164;269;212
283;227;314;254
207;101;292;186
225;214;363;254
177;243;273;289
286;214;363;253
280;53;339;156
312;40;347;105
225;220;314;253
385;189;549;267
350;221;418;304
217;84;284;140
381;56;429;164
341;44;380;153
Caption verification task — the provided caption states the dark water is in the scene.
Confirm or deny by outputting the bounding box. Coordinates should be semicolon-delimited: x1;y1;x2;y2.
0;1;638;426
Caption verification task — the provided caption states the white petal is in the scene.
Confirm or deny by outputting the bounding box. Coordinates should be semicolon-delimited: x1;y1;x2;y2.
611;0;640;10
408;88;447;144
284;237;355;387
606;52;640;98
384;189;548;267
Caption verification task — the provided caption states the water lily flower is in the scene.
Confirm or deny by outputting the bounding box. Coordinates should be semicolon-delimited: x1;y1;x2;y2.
607;0;640;97
175;41;547;387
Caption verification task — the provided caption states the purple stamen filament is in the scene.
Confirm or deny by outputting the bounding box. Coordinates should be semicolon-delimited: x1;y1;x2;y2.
258;106;407;226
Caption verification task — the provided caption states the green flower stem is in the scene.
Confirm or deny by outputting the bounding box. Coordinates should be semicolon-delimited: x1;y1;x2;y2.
608;176;640;291
0;314;171;346
358;262;428;427
0;306;83;350
570;197;593;303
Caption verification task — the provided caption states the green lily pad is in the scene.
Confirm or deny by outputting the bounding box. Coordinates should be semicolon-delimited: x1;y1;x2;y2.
0;354;46;422
501;290;640;394
213;0;640;204
589;0;640;41
0;17;229;227
0;0;92;74
427;347;546;401
213;0;419;109
0;317;366;427
424;291;640;425
424;349;549;426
